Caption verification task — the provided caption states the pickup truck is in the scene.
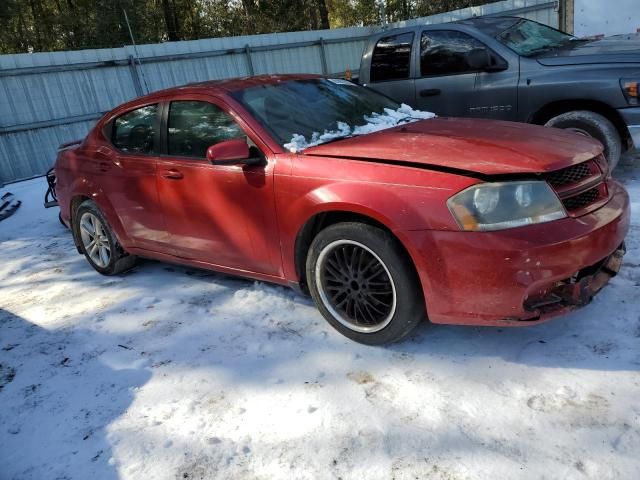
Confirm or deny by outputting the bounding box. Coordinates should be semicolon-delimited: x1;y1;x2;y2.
359;16;640;169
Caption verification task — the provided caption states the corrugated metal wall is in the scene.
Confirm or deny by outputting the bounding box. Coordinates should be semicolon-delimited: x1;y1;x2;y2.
0;0;558;184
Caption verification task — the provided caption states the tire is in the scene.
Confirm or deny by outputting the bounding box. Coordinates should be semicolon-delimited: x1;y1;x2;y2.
306;222;425;345
545;111;622;170
73;200;137;275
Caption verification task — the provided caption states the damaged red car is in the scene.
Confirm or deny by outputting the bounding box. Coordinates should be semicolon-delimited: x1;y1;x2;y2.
46;75;630;344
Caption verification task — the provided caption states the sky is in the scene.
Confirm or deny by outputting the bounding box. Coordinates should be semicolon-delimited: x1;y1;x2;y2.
575;0;639;37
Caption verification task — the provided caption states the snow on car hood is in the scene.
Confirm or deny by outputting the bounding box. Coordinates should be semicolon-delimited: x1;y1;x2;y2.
283;104;436;153
302;117;605;175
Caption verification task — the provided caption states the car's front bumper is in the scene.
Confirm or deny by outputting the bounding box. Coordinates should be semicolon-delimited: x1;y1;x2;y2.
402;180;630;326
618;106;640;149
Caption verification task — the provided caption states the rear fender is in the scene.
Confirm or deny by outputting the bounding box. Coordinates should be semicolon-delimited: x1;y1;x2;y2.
68;177;132;250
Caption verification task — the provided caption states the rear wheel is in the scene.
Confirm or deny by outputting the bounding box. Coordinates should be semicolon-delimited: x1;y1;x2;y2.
74;200;136;275
306;222;425;345
545;111;622;170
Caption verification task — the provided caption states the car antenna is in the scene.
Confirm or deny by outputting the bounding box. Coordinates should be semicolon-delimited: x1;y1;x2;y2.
122;8;151;95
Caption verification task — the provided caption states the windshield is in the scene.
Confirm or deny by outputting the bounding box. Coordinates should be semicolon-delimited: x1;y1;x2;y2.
496;19;575;56
230;78;435;152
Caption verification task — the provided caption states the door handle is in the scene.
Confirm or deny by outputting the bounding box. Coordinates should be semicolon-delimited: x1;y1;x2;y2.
161;169;184;180
419;88;441;97
98;161;111;173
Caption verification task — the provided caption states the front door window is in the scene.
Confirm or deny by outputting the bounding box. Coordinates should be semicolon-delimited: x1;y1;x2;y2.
167;101;244;158
420;30;487;77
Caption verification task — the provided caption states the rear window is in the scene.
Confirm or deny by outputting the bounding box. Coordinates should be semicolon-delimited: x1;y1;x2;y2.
370;32;414;82
112;104;158;154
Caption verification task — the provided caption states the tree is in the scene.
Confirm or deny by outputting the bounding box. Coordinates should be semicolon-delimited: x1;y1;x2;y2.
161;0;182;41
316;0;330;29
0;0;499;54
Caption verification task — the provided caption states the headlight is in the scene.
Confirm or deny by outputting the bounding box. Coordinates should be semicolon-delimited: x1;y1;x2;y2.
621;79;639;105
447;181;566;231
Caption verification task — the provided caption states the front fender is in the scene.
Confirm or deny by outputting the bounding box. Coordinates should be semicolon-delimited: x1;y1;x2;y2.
293;183;405;230
277;168;474;283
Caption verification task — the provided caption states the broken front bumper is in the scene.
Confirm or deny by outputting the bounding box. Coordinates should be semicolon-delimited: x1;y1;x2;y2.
403;180;630;326
523;244;625;314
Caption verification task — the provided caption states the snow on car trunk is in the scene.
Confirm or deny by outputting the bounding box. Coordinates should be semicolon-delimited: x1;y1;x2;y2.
284;103;436;153
0;168;639;479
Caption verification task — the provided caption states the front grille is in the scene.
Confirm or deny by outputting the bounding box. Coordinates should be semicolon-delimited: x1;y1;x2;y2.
562;187;601;211
544;158;607;215
546;162;592;188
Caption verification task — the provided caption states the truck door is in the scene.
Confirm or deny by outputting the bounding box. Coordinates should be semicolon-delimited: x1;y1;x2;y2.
415;30;518;121
363;32;416;106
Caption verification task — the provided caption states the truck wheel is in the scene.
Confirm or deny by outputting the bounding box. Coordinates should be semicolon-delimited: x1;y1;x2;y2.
73;200;137;275
545;111;622;170
306;222;425;345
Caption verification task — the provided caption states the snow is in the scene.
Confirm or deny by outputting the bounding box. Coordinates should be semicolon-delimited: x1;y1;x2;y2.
284;103;436;153
1;157;639;479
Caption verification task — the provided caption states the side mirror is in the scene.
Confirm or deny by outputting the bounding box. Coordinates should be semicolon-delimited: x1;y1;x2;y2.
466;48;508;73
466;48;491;70
206;139;263;166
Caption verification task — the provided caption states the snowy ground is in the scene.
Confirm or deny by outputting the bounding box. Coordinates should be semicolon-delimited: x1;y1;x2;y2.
0;156;639;480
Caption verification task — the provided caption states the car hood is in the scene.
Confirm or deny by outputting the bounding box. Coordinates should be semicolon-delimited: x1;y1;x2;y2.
302;117;603;175
536;33;640;66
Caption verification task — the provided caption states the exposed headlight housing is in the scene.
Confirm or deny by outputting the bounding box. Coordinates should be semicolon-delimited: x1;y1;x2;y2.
447;181;567;231
621;79;639;105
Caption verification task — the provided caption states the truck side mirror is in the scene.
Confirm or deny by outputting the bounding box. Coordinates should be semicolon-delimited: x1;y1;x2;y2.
467;48;508;73
467;48;491;70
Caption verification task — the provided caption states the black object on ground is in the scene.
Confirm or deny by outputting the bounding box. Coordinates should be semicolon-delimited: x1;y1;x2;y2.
0;192;21;221
44;168;58;209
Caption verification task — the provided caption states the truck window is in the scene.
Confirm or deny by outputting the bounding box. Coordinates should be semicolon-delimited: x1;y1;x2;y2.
420;30;487;76
370;32;414;82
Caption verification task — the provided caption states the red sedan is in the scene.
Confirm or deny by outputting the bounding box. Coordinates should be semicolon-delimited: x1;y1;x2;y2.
46;75;630;344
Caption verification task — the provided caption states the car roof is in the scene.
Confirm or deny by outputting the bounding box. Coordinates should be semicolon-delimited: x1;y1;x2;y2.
136;74;322;102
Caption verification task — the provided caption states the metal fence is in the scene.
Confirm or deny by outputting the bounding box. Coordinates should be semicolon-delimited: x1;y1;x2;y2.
0;0;559;184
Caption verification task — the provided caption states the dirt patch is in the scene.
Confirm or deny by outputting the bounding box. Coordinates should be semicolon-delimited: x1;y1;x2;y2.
347;371;375;385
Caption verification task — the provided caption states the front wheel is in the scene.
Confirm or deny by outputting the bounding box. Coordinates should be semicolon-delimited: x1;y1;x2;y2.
545;110;622;170
306;222;425;345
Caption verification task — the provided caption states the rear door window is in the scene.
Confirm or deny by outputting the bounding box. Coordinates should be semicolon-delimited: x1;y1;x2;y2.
370;32;414;82
112;104;158;154
420;30;487;76
167;101;244;158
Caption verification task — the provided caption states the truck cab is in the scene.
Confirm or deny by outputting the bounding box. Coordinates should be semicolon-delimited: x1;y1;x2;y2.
359;16;640;169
